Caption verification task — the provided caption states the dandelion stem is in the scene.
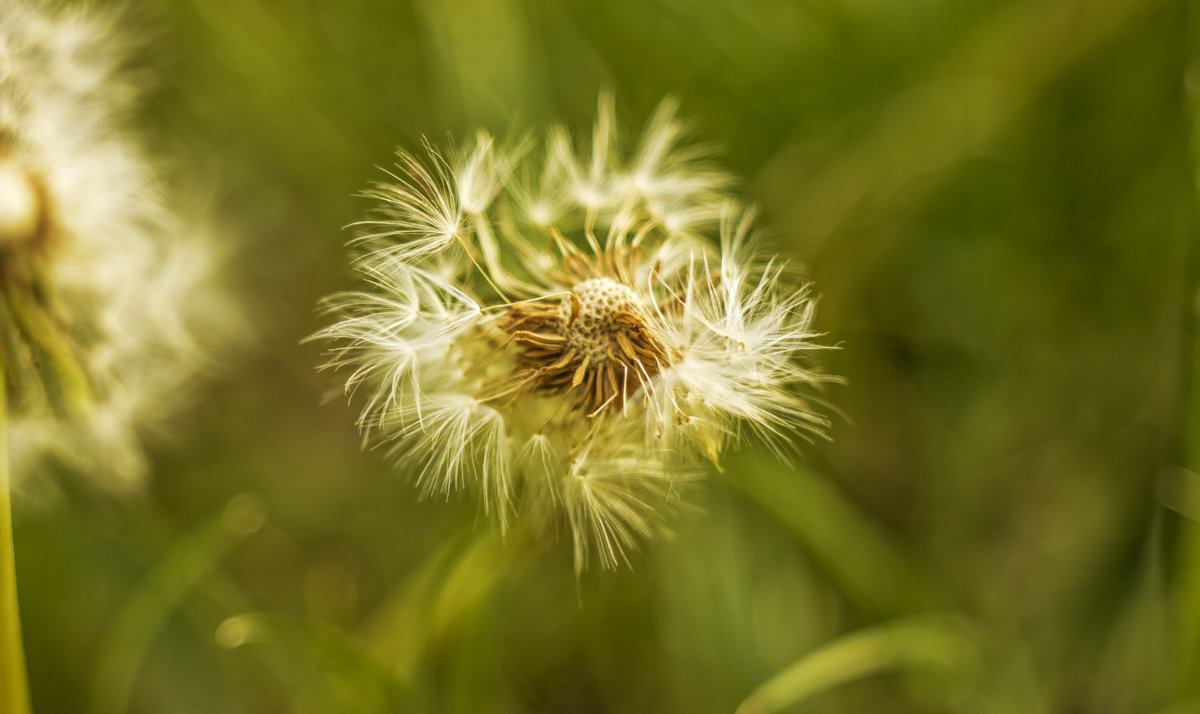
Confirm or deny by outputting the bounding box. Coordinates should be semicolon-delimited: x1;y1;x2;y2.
1;277;92;417
0;352;33;714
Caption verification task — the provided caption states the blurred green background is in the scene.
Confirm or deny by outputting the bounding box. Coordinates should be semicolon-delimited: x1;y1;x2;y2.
13;0;1200;711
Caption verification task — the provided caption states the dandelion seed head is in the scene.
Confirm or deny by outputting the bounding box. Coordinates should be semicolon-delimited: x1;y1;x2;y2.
1;0;237;491
315;96;834;569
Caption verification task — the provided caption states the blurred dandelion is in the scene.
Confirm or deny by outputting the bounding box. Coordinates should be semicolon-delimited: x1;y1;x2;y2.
2;3;239;707
315;96;832;569
0;0;236;491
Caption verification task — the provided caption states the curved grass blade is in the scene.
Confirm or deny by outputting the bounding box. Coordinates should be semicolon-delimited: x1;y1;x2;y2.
735;615;974;714
87;493;266;714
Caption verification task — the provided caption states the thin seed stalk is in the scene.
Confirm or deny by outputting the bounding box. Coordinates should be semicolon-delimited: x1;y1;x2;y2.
0;353;33;714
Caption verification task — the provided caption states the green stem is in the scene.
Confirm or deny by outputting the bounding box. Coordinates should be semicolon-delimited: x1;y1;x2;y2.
0;278;91;419
1;352;33;714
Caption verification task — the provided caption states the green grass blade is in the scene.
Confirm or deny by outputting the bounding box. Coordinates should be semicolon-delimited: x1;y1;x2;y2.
735;615;974;714
87;494;265;714
722;455;932;615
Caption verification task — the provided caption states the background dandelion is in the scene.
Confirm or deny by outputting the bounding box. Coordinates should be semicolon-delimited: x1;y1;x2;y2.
1;1;240;711
8;0;1200;713
0;0;238;492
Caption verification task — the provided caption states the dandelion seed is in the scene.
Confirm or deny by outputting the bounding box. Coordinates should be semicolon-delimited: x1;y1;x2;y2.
315;96;833;570
0;0;235;489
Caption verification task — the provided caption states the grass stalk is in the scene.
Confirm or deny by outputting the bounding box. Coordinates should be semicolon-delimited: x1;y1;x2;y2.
0;351;33;714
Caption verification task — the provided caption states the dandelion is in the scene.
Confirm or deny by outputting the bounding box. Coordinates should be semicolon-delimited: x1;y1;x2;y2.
0;3;240;710
315;97;832;570
0;0;236;489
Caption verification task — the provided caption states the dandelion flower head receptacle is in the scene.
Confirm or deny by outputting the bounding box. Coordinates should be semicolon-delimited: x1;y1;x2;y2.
314;97;833;569
1;0;234;489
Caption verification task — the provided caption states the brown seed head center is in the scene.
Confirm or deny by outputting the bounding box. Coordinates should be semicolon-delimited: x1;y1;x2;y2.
558;278;641;362
501;276;670;414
